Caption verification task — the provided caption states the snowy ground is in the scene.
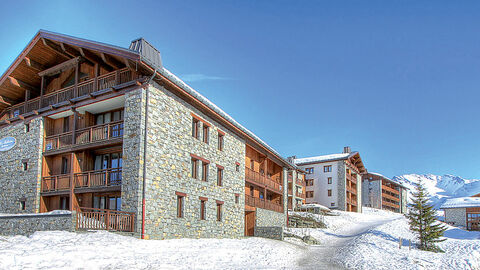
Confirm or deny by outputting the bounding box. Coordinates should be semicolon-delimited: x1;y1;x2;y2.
1;208;478;269
0;231;304;269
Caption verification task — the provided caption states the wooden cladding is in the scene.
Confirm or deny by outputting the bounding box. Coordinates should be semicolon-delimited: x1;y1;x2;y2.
76;207;134;232
245;166;283;194
245;195;283;213
41;168;122;192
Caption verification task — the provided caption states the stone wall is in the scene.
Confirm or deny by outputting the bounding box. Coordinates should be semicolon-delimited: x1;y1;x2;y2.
336;161;346;211
135;83;245;239
400;188;408;214
444;208;466;227
0;117;43;214
0;212;74;236
255;207;285;240
254;226;283;240
355;172;362;213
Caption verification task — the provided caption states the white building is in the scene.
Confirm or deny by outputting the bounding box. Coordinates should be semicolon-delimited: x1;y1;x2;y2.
294;147;367;213
440;197;480;230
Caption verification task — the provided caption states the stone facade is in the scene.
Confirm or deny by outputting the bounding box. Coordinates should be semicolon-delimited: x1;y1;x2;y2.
400;188;408;214
254;226;283;240
336;161;346;211
128;84;246;239
0;117;43;214
0;212;74;236
444;208;467;227
362;179;382;209
255;207;285;239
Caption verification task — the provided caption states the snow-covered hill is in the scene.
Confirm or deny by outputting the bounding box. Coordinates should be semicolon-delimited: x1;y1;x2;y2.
392;174;480;209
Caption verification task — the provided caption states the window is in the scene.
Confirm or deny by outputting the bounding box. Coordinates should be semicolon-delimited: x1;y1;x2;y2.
324;165;332;172
305;167;314;174
177;195;184;218
250;186;254;196
306;191;314;198
306;179;314;186
236;163;240;172
328;189;332;196
217;167;223;186
25;123;30;132
60;197;69;210
327;177;332;184
61;157;69;174
22;161;28;171
235;194;239;204
202;162;209;181
191;158;199;179
218;133;224;151
331;202;335;207
216;201;223;221
203;125;209;144
20;200;26;210
200;198;207;220
192;118;200;139
63;117;70;133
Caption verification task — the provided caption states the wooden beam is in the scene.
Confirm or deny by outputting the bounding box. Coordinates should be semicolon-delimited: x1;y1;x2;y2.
38;57;82;77
69;46;113;71
24;57;45;71
0;96;11;106
41;38;73;59
7;76;39;93
100;53;123;69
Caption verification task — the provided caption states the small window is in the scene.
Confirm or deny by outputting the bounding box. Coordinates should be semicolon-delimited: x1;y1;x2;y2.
203;125;209;144
236;164;240;172
177;195;184;218
328;189;332;196
217;167;223;186
201;162;209;181
22;162;28;171
61;157;69;174
216;202;223;221
235;194;239;204
200;199;206;220
305;167;314;174
306;179;314;186
191;158;199;179
324;165;332;172
192;118;200;139
63;117;70;133
331;202;335;207
306;191;314;198
328;177;332;184
25;123;30;132
20;200;26;210
218;133;224;151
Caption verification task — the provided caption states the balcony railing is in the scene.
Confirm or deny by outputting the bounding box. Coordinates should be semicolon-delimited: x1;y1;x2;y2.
2;68;137;120
295;191;304;198
346;185;357;194
382;185;400;195
74;168;122;188
245;195;283;213
382;191;400;202
44;120;124;152
382;200;400;209
346;197;357;206
295;178;305;186
41;174;71;192
76;207;134;232
245;167;282;193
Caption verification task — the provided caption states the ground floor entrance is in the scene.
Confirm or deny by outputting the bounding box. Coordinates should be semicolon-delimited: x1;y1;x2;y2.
245;210;255;236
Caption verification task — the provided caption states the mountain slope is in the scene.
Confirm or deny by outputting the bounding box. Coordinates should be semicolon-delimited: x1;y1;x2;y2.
392;174;480;209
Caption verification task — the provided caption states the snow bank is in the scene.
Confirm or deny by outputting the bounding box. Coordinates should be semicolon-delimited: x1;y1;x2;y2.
0;231;304;269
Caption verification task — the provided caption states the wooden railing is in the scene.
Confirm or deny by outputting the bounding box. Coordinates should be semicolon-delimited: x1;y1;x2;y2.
2;68;137;119
382;200;400;209
44;120;123;151
347;197;357;206
41;174;71;192
245;195;283;213
347;174;357;184
295;191;304;198
245;167;283;193
266;175;282;192
74;168;122;188
295;178;305;186
382;191;400;202
346;185;356;194
76;207;134;232
288;175;293;182
382;185;400;195
288;187;293;195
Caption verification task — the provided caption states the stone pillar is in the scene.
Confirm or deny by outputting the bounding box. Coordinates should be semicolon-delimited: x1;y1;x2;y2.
282;167;288;225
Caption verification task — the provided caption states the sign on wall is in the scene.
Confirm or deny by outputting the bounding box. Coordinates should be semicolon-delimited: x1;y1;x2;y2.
0;137;16;151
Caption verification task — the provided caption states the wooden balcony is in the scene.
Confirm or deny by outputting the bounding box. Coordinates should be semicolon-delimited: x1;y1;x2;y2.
295;191;304;198
245;167;282;194
44;120;124;152
346;185;357;194
382;185;400;195
295;178;305;187
346;173;357;184
74;168;122;189
76;207;134;232
41;174;71;192
288;175;293;182
245;195;283;213
382;191;400;202
347;197;357;206
382;200;400;209
2;68;137;120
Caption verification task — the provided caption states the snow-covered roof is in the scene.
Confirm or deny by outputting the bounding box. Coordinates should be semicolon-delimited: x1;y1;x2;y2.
300;203;331;211
294;153;352;165
440;197;480;209
368;172;409;190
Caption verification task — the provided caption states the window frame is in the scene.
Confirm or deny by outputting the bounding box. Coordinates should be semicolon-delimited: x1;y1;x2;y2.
192;118;200;139
327;177;332;184
203;125;209;144
177;194;185;218
327;189;332;196
201;162;209;181
324;165;332;173
217;166;223;186
191;158;199;179
216;201;223;221
218;132;224;151
200;198;207;220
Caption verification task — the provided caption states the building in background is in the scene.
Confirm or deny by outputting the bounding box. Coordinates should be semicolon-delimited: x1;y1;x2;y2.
362;172;408;214
285;164;306;211
441;197;480;231
294;147;367;213
0;30;296;239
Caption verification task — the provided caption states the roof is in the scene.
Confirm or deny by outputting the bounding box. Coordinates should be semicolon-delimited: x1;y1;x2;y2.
366;172;409;190
0;30;296;169
294;153;351;165
440;197;480;209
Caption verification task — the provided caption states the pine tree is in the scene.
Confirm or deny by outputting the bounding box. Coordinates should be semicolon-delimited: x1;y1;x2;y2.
405;180;447;252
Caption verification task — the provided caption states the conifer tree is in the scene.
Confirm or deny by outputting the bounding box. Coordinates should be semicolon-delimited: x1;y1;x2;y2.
406;180;447;252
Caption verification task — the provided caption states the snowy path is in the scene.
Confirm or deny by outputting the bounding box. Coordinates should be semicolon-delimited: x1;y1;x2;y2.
297;216;400;269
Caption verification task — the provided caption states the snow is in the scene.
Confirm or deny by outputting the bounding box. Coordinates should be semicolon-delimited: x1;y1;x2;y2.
393;174;480;209
0;210;71;217
299;203;331;211
0;231;304;269
294;153;351;165
441;197;480;209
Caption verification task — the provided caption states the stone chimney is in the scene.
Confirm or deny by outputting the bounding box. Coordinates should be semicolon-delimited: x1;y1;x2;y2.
287;156;297;163
343;146;351;153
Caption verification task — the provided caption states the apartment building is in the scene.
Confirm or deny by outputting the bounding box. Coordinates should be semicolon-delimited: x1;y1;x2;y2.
294;147;366;213
286;167;306;211
361;172;408;214
441;197;480;231
0;30;295;239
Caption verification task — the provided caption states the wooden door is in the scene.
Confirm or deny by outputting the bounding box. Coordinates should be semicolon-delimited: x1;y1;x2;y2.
245;211;255;236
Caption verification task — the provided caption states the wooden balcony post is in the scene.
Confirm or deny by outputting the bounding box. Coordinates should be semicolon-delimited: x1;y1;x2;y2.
74;62;79;98
115;69;120;85
87;172;91;188
106;209;110;231
93;63;99;93
72;110;77;145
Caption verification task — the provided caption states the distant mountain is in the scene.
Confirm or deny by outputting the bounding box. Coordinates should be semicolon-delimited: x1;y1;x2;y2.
392;174;480;209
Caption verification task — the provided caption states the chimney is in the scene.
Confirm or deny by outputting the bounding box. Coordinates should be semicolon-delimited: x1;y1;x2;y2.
343;146;351;153
129;38;163;70
287;156;297;163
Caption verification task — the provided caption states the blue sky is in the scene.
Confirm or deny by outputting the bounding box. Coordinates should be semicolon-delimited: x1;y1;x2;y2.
1;1;479;179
